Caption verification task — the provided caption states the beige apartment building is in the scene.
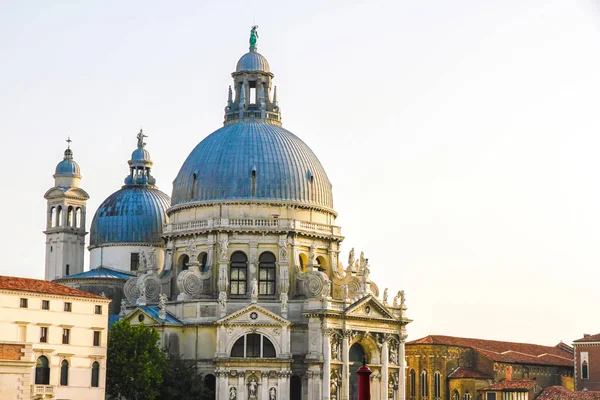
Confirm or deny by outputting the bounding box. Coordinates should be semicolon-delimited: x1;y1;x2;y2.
0;275;110;400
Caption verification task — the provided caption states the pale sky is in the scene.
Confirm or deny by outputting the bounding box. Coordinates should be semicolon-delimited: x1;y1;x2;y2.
1;0;599;346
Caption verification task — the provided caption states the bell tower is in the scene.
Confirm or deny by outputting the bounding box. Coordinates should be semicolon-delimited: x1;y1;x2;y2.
44;138;90;280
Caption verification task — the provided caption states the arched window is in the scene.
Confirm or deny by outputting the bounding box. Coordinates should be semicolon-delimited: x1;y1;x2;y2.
56;206;63;227
178;254;189;272
316;256;327;271
50;207;57;228
35;356;50;385
60;360;69;386
230;333;277;358
452;390;460;400
434;371;441;399
198;252;208;273
421;370;429;397
67;206;74;227
583;360;589;379
251;169;257;197
410;369;416;397
91;361;100;387
230;252;248;295
75;208;82;228
204;374;216;398
463;393;471;400
298;253;307;272
349;343;366;364
258;252;276;295
290;375;302;400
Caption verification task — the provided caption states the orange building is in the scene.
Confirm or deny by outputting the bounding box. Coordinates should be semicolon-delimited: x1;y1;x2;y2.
406;335;574;400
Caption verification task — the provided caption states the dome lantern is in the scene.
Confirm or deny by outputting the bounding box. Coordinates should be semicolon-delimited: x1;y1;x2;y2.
89;130;170;251
125;129;156;187
225;27;281;126
53;137;82;188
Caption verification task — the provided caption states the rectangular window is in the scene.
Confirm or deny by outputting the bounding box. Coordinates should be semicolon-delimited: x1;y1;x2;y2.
487;393;497;400
64;302;72;312
40;327;48;343
42;300;50;310
95;305;102;315
20;298;28;308
259;267;276;295
230;266;247;295
62;328;70;344
131;253;140;271
65;264;70;276
93;331;101;347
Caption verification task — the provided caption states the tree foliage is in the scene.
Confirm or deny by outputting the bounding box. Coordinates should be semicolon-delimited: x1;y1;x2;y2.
106;320;166;400
107;319;212;400
160;355;214;400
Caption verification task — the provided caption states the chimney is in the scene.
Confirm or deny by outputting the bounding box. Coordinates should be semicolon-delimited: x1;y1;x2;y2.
505;365;512;381
584;334;590;338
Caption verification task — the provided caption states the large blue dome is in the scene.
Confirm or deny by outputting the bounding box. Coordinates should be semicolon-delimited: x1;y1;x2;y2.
90;186;171;247
171;121;333;209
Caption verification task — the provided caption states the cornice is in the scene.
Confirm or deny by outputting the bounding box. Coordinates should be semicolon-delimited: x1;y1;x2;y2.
167;198;338;218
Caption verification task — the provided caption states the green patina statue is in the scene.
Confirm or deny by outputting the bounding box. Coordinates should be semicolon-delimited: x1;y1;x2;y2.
250;25;259;48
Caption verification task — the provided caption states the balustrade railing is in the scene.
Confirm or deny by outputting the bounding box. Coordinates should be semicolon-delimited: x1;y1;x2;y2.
168;218;341;236
31;385;54;395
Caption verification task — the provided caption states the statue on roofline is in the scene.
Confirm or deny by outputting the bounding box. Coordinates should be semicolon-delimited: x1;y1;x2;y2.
137;128;147;149
250;25;259;48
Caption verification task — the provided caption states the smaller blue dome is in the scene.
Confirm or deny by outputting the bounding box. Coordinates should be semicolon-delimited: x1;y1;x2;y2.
90;187;170;247
236;51;270;72
131;148;151;162
55;148;81;176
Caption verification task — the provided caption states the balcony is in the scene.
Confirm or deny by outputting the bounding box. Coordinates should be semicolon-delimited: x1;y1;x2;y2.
31;384;54;398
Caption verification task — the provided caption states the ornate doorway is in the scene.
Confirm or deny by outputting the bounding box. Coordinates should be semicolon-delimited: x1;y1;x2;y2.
349;343;366;400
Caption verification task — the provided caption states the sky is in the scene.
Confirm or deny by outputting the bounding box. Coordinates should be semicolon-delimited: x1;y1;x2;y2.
1;0;599;346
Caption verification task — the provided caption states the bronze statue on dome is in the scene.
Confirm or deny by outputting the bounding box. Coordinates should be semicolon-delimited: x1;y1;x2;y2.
250;25;259;48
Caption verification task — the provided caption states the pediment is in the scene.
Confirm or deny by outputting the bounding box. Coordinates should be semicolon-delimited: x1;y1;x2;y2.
217;304;291;327
345;294;395;320
44;186;90;200
124;306;183;326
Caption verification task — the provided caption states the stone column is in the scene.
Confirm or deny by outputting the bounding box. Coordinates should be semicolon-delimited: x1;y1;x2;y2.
249;239;258;296
278;235;290;318
216;370;227;400
398;337;407;400
277;371;291;400
323;329;332;400
381;340;389;400
261;372;268;399
217;234;229;317
342;330;351;400
239;374;246;400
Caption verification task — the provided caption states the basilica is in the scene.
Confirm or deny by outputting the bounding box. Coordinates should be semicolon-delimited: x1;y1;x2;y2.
45;28;410;400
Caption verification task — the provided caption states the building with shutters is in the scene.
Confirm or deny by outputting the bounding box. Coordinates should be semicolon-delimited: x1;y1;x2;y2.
0;275;109;400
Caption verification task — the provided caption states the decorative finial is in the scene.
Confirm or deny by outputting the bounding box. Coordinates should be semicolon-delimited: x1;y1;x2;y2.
66;136;72;149
136;128;147;149
249;25;259;51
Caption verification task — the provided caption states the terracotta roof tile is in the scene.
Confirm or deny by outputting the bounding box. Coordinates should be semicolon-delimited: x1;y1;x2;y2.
448;367;492;380
537;386;600;400
407;335;573;367
574;334;600;343
478;380;537;391
0;275;107;300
